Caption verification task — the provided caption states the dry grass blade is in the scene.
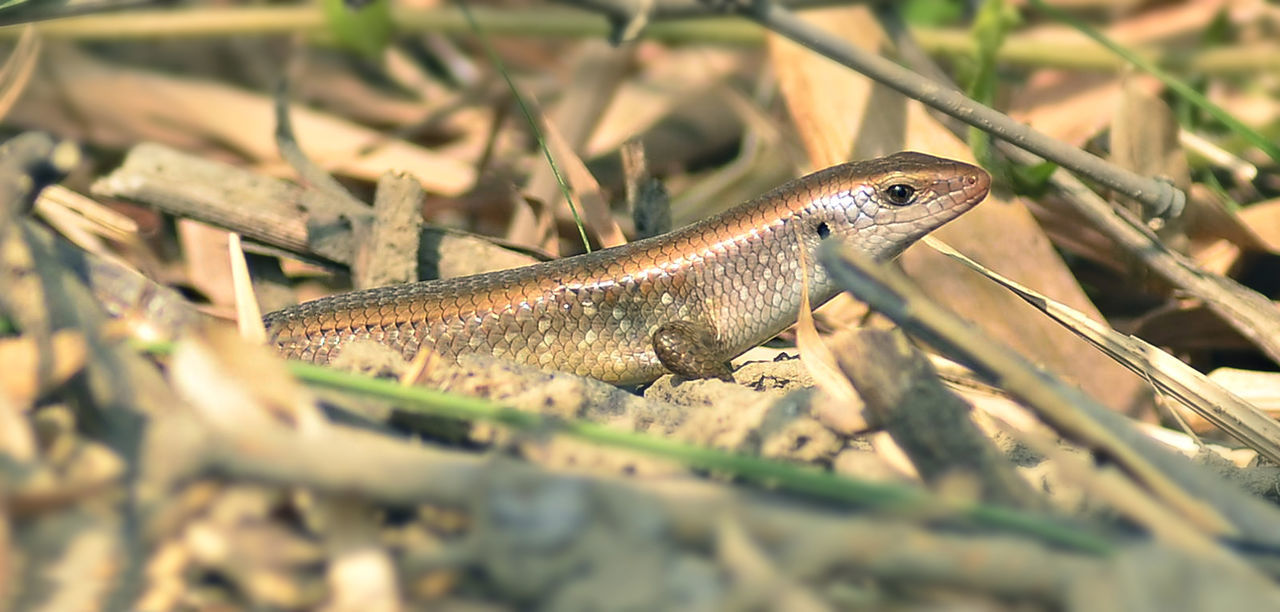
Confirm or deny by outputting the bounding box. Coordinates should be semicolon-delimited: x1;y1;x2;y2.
0;25;40;122
768;6;1148;411
172;329;326;432
898;101;1150;411
831;328;1046;510
540;116;627;248
11;47;476;193
767;5;886;166
986;407;1253;565
35;185;139;245
819;240;1280;548
923;236;1280;466
14;1;1280;606
228;233;265;344
792;230;865;432
997;99;1280;371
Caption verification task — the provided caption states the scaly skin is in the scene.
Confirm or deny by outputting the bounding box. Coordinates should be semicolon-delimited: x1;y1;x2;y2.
264;152;990;384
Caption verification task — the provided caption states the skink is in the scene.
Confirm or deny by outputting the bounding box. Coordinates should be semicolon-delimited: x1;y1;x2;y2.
265;152;990;384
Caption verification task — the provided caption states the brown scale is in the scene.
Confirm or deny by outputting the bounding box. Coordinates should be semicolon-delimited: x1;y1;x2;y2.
265;152;991;384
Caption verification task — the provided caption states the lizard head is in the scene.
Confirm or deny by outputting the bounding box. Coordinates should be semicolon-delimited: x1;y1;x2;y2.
802;151;990;260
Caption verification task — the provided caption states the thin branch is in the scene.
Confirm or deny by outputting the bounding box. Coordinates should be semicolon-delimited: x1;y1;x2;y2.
288;360;1112;554
818;242;1280;553
731;0;1183;219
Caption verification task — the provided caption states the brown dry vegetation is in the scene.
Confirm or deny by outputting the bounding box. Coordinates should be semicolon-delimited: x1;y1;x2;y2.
4;0;1280;610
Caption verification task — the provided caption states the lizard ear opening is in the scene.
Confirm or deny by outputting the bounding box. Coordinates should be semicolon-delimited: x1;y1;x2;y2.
815;221;831;239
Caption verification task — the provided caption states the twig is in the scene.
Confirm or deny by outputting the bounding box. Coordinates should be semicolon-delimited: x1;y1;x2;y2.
731;0;1183;219
0;133;188;609
457;0;588;253
91;143;541;278
818;241;1280;551
289;359;1111;553
353;172;425;290
91;143;363;265
926;238;1280;466
274;77;367;210
831;329;1048;510
876;10;1280;426
173;404;1108;603
4;6;1275;74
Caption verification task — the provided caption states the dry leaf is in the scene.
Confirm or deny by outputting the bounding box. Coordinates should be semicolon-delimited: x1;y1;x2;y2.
900;98;1149;413
540;117;628;248
0;330;87;404
10;46;475;194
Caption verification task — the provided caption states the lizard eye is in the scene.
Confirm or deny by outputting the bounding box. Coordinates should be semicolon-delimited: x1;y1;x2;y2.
885;184;916;206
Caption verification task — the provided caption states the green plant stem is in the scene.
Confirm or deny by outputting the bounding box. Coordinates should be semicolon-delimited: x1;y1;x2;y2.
3;6;1276;75
128;336;1111;552
456;1;590;252
1028;0;1280;164
289;361;1112;555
